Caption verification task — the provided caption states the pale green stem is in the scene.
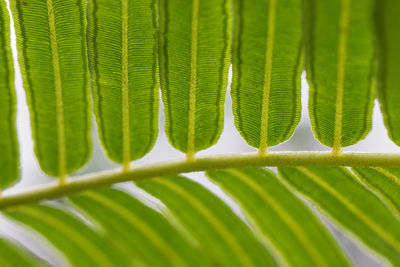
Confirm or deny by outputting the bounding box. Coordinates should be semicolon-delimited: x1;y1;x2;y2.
2;152;400;209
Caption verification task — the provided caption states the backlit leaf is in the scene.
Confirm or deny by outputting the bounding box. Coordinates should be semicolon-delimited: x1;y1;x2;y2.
137;175;278;266
87;0;158;167
231;0;303;151
158;0;231;158
375;0;400;146
207;168;351;267
305;0;375;151
9;0;91;177
0;0;18;189
279;166;400;266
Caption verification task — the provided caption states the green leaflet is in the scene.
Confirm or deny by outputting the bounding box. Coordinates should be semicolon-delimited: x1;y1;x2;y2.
278;166;400;266
159;0;231;158
353;167;400;216
5;204;129;267
9;0;91;177
207;168;351;267
306;0;375;151
137;176;278;267
0;0;18;189
231;0;302;151
69;188;207;267
376;0;400;146
0;238;44;267
87;0;158;167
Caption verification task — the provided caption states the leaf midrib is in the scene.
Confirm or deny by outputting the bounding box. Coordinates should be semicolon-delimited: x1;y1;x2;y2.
259;0;277;154
187;0;200;160
121;0;130;170
46;0;66;181
333;0;350;153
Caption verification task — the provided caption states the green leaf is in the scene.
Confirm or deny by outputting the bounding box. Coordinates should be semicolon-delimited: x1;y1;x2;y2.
231;0;302;151
305;0;375;151
87;0;158;167
278;166;400;266
207;168;351;267
9;0;91;177
353;167;400;216
0;237;44;267
137;175;278;267
5;204;128;267
158;0;231;158
69;188;208;267
375;0;400;146
0;0;18;189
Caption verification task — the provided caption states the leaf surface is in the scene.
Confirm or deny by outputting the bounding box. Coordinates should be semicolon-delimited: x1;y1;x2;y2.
137;175;278;267
231;0;302;151
353;167;400;216
69;188;207;267
207;168;351;267
0;0;18;189
0;238;43;267
9;0;91;177
87;0;158;167
159;0;231;157
5;204;128;267
375;0;400;146
305;0;375;150
279;166;400;266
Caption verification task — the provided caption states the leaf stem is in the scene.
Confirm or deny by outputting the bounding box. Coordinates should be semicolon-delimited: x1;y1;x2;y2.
2;152;400;209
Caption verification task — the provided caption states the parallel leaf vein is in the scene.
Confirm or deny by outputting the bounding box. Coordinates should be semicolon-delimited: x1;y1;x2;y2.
121;0;130;170
333;0;350;153
259;0;277;153
46;0;67;181
187;0;200;160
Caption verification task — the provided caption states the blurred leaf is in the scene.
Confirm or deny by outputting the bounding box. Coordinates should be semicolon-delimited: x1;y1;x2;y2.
207;168;351;267
279;166;400;266
137;175;278;266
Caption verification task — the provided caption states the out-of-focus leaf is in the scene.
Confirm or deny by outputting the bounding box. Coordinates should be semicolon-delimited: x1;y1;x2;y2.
137;175;278;267
207;168;351;267
353;167;400;216
69;188;208;267
279;166;400;266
